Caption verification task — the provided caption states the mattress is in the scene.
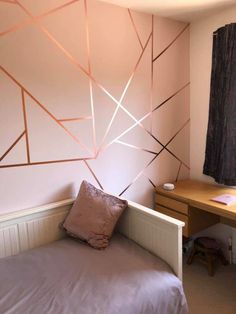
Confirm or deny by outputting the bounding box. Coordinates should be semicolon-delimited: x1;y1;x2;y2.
0;234;188;314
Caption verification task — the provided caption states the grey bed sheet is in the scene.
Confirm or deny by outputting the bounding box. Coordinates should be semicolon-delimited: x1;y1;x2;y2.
0;233;188;314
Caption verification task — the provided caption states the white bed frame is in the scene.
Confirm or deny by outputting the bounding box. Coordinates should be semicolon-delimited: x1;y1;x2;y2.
0;199;184;280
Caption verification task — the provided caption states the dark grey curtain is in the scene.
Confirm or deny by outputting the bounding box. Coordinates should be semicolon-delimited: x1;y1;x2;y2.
203;23;236;185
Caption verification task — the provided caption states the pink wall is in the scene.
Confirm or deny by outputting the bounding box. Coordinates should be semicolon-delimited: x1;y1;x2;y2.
0;0;190;213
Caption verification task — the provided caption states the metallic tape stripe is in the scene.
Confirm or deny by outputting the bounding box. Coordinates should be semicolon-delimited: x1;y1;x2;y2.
0;131;25;162
58;116;92;122
118;118;190;196
147;176;156;188
119;153;158;196
128;9;144;50
0;157;94;168
176;162;182;182
0;66;93;156
98;32;152;151
153;24;189;63
21;89;30;163
0;0;79;37
101;82;190;153
84;0;97;153
115;140;158;155
83;160;103;189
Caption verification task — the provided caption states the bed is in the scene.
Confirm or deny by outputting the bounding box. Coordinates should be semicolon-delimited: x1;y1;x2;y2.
0;199;188;314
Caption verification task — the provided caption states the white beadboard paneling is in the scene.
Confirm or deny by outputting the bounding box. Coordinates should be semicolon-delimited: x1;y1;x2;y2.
118;200;184;279
18;222;29;252
0;200;71;257
0;199;184;280
23;212;66;250
0;225;20;258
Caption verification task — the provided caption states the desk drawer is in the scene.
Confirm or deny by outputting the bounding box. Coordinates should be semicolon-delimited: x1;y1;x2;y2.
155;204;189;237
155;194;188;215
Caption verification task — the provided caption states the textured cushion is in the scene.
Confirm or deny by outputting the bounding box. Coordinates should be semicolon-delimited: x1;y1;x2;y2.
63;181;128;249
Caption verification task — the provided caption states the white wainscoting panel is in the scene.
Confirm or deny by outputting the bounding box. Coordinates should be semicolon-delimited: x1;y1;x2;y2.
0;200;72;258
0;225;20;258
0;199;184;280
118;200;184;280
18;212;67;251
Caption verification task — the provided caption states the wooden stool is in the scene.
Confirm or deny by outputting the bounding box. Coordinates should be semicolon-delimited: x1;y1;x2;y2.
187;237;228;276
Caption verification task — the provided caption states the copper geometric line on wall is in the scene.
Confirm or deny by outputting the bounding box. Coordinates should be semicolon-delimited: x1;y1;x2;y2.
1;0;154;168
114;118;190;195
13;0;155;153
176;162;183;182
119;153;159;196
1;0;187;124
0;157;95;169
95;26;151;153
58;116;92;122
153;24;189;62
114;117;190;165
146;176;156;188
83;159;103;190
0;0;80;37
0;131;25;162
98;32;152;151
84;0;97;153
1;46;188;182
115;140;159;155
146;120;190;170
117;118;190;196
139;118;190;168
97;95;190;195
11;0;92;84
11;0;139;130
165;119;190;149
1;1;105;185
128;9;144;50
162;119;190;169
118;119;190;196
119;34;151;103
1;75;101;185
21;89;30;163
1;66;93;156
0;66;95;165
1;0;99;159
90;23;151;151
101;82;190;153
14;0;153;152
0;0;190;196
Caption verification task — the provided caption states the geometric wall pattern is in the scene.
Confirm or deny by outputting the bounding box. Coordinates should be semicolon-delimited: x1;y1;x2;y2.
0;0;190;212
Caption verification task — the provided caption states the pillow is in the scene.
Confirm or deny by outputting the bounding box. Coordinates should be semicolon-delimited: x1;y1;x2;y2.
63;180;128;249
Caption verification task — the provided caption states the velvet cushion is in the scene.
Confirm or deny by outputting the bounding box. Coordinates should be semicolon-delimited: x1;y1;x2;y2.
63;181;128;249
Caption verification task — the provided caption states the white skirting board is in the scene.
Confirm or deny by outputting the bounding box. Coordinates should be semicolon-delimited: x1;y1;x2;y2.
0;199;184;280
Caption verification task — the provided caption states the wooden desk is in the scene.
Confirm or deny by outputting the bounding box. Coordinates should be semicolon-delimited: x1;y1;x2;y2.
155;180;236;237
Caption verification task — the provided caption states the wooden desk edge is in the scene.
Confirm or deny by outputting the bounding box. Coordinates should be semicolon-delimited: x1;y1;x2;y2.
155;182;236;222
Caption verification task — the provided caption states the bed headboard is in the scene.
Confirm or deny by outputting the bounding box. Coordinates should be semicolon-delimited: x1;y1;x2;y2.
0;199;184;280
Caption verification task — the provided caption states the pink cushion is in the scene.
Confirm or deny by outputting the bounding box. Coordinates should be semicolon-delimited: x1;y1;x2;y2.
63;181;128;249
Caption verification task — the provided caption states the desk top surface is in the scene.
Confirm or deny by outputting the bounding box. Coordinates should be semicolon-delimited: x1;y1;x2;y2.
156;180;236;220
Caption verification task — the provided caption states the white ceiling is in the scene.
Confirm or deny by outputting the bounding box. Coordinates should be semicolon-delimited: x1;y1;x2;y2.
101;0;236;22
